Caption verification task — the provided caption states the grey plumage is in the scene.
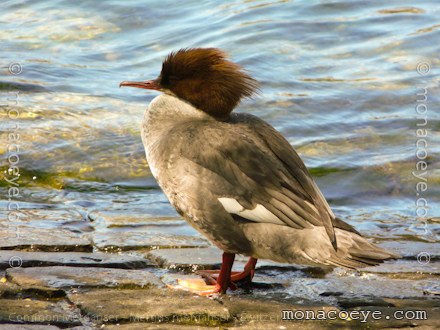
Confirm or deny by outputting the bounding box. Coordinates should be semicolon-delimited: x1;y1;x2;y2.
141;94;399;269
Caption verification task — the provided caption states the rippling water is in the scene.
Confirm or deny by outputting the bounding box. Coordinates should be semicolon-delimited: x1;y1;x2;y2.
1;1;439;252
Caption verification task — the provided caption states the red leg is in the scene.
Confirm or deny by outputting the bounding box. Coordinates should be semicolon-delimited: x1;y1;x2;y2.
231;257;258;282
215;252;236;292
174;252;236;295
197;257;258;283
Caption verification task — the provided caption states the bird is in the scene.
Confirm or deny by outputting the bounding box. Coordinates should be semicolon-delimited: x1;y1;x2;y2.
120;48;399;295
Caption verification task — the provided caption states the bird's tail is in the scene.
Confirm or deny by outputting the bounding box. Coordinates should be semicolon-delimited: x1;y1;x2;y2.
327;228;400;269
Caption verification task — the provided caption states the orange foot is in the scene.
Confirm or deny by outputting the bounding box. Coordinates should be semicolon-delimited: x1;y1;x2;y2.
197;269;254;282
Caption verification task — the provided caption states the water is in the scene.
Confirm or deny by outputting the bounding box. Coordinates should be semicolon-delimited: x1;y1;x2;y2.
1;0;439;293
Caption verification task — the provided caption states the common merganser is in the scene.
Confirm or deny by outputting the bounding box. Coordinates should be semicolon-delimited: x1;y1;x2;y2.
120;48;399;295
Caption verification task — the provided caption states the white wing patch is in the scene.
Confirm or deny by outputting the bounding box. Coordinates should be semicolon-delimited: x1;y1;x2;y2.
218;197;285;225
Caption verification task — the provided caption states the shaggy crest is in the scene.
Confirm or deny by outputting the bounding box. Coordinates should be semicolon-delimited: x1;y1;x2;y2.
159;48;259;120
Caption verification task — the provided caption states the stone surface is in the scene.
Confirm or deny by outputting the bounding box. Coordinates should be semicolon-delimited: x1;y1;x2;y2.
146;247;309;272
93;231;208;251
147;247;237;271
6;266;162;290
0;226;92;252
224;297;440;329
0;275;23;298
223;296;341;329
377;241;440;260
227;322;336;329
0;299;81;327
7;208;83;224
1;270;64;299
104;324;212;330
0;251;153;270
282;273;439;302
89;211;182;227
68;288;231;326
361;260;440;279
0;217;438;329
422;282;440;296
0;325;61;330
345;306;440;329
337;297;440;309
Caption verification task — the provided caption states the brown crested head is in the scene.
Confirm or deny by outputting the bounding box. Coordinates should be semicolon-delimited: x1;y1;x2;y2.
158;48;259;120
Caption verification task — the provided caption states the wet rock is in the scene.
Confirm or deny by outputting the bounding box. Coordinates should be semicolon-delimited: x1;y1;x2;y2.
146;247;304;272
225;298;439;329
346;306;440;329
0;325;61;330
383;297;440;308
104;324;211;330
0;299;81;327
361;260;440;279
8;208;84;224
147;247;232;271
0;251;153;270
377;240;440;260
423;283;440;296
67;288;230;326
227;322;338;329
0;226;92;252
93;231;208;251
89;211;181;228
0;274;22;298
223;296;341;329
284;273;438;302
3;208;93;234
256;264;330;279
6;266;162;290
1;270;64;299
336;297;396;308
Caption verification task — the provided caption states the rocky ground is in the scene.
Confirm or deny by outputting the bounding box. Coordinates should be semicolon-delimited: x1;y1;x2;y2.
0;211;439;329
